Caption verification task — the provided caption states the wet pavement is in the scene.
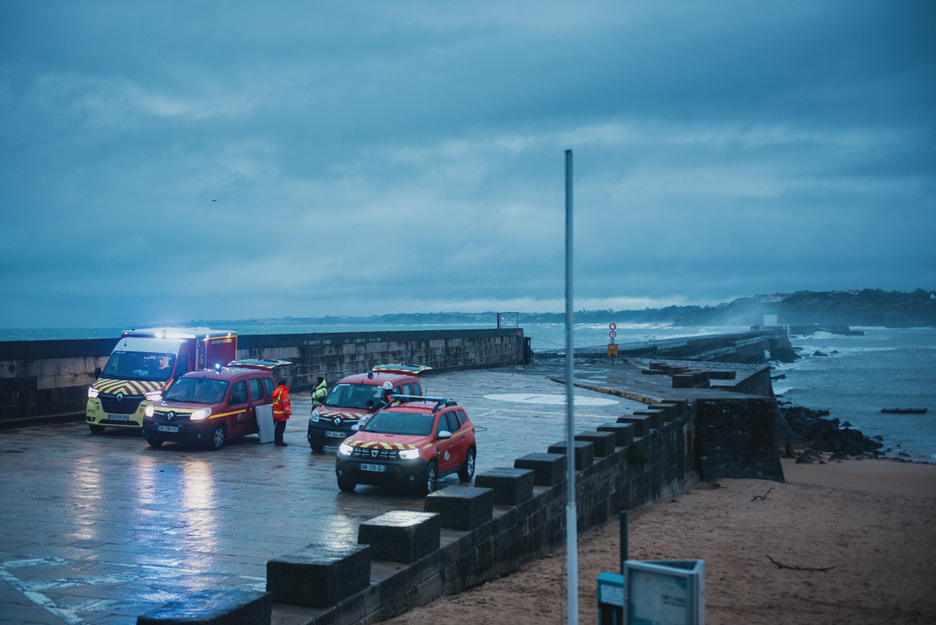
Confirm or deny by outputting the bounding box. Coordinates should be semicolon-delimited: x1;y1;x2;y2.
0;360;667;625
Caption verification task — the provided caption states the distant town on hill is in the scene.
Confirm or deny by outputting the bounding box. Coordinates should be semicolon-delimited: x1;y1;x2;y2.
196;289;936;330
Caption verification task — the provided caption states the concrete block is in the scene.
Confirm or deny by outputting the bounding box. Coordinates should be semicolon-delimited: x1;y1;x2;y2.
633;410;662;430
574;430;617;457
514;452;567;485
137;589;271;625
709;370;737;380
672;373;696;388
651;402;681;422
547;440;595;470
424;485;493;530
474;467;535;506
266;544;370;607
617;414;653;438
358;510;441;563
598;422;634;447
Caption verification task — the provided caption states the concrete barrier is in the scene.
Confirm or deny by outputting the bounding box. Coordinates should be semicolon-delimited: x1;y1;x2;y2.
424;486;494;530
474;467;535;506
136;589;272;625
358;511;441;564
0;328;526;428
266;544;371;607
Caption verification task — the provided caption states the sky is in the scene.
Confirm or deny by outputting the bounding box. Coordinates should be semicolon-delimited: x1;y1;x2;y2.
1;0;934;329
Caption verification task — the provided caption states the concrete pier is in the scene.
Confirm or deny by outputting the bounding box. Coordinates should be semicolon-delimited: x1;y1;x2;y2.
0;355;780;625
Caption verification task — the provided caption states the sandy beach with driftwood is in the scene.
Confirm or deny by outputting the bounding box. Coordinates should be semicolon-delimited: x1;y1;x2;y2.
384;456;936;625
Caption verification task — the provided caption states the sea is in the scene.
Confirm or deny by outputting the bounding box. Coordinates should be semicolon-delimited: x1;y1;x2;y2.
2;321;934;463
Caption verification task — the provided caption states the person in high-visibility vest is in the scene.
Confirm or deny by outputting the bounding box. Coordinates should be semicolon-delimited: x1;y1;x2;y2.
271;378;291;447
311;376;327;409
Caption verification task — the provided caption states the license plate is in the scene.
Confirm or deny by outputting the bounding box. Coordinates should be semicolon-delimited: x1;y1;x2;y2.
108;414;130;421
359;463;385;473
325;430;347;438
157;425;179;433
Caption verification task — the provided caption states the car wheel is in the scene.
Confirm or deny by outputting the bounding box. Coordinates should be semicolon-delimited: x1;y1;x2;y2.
310;443;325;453
337;476;356;492
458;447;476;482
88;424;105;434
208;424;226;450
419;460;438;496
146;438;163;447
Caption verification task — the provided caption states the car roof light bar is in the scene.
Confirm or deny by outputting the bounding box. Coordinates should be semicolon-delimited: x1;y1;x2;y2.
387;394;457;410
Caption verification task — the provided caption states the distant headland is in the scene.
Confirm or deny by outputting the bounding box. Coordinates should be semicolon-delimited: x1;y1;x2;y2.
187;289;936;330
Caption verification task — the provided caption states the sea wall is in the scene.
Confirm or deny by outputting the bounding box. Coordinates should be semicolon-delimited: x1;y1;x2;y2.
0;329;527;428
272;404;701;624
567;328;797;364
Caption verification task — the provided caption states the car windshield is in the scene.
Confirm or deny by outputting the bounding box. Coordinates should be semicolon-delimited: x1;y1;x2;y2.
324;383;386;410
103;351;176;381
165;378;228;404
361;410;435;436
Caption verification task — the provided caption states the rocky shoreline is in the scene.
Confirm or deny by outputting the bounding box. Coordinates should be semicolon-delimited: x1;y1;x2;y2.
778;400;886;462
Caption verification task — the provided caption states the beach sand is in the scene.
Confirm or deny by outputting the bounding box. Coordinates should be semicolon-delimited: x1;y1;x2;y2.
384;456;936;625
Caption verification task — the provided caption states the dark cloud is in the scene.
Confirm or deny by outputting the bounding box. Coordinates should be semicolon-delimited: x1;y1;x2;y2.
0;0;933;328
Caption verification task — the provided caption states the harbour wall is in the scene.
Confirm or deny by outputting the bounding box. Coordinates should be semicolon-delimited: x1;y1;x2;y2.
0;328;528;428
261;389;782;625
315;410;702;625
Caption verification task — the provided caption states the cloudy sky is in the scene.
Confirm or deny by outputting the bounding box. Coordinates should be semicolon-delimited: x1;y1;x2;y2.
1;0;933;329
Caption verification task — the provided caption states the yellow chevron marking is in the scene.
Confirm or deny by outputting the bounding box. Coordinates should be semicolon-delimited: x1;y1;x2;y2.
94;379;164;395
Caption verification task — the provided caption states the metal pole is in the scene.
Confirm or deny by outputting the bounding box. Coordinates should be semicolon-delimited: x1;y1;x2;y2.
564;149;578;625
620;509;629;574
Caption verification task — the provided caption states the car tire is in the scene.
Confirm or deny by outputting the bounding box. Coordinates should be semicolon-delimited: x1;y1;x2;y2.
337;476;356;492
458;447;476;482
208;424;226;450
418;460;438;496
310;443;325;453
88;424;105;434
146;438;163;447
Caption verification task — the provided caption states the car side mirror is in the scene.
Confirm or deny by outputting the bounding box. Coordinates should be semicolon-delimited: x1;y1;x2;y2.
94;366;101;379
437;430;452;440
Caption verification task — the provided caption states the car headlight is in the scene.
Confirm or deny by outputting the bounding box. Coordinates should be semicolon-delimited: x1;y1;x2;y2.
398;448;420;460
144;404;155;418
88;387;99;399
338;442;353;456
310;408;320;423
190;408;211;421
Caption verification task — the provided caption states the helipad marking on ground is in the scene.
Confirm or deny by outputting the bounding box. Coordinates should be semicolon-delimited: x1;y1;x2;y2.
484;393;618;406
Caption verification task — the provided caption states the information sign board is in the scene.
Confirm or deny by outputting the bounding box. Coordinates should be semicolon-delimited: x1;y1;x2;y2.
624;559;704;625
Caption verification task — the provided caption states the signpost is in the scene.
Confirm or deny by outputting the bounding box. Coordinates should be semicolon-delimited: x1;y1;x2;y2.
608;322;618;362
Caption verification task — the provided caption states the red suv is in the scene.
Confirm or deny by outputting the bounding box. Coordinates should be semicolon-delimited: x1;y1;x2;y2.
307;364;429;453
335;395;476;495
142;360;287;450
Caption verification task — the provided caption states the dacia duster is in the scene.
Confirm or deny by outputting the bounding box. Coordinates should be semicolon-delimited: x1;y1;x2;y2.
335;395;476;495
307;364;429;453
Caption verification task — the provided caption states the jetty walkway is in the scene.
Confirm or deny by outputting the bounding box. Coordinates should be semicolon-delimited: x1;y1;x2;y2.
0;357;767;625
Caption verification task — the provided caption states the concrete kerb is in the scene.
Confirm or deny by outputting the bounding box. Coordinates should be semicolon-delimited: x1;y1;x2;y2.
558;378;662;406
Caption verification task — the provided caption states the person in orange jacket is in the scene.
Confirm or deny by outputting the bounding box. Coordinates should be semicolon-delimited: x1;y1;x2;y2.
271;378;291;447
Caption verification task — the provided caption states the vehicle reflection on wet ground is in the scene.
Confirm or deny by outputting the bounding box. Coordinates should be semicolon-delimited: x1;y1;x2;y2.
0;361;649;625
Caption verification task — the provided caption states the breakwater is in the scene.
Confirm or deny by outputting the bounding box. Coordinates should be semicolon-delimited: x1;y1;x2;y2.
273;404;702;625
0;328;527;428
565;328;797;363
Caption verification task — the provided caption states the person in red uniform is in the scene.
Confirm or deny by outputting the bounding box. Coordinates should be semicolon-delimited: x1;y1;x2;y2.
271;378;291;447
